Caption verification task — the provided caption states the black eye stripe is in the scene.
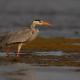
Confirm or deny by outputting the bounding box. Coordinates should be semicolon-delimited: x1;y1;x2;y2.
34;19;41;21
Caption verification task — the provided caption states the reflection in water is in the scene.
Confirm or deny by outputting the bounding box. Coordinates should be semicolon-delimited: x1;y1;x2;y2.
0;63;37;80
0;63;80;80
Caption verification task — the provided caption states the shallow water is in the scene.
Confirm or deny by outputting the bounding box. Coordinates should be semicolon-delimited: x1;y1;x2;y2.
0;51;80;80
0;63;80;80
33;51;64;56
0;51;63;56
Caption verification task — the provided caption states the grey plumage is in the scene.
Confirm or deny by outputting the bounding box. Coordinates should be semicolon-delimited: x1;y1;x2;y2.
7;28;38;44
0;26;39;45
0;20;51;56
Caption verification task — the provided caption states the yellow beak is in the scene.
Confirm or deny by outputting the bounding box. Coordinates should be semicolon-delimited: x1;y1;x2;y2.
42;21;51;26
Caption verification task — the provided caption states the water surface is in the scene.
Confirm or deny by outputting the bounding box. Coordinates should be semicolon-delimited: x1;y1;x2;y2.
0;63;80;80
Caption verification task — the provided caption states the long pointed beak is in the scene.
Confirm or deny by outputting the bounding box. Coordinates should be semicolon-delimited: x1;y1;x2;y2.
42;22;51;26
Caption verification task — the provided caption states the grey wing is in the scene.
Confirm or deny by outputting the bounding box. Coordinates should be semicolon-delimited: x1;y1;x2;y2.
7;28;33;44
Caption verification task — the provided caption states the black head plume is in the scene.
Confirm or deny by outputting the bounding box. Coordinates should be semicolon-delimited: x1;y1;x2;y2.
34;19;41;21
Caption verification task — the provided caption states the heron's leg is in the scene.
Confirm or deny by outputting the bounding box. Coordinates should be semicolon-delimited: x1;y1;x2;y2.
17;43;23;56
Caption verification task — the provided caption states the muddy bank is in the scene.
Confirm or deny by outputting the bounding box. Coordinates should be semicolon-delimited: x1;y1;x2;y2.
1;37;80;52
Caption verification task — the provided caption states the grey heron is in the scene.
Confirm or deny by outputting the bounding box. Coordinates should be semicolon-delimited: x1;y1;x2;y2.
0;20;51;56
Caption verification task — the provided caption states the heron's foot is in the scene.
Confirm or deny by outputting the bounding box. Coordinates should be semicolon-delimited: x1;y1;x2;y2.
6;55;9;57
16;53;20;57
6;53;10;57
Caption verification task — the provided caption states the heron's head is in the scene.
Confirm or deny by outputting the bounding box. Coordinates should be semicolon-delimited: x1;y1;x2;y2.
32;20;51;26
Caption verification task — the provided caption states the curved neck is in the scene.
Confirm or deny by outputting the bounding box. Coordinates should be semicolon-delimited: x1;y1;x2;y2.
31;23;37;29
30;23;39;33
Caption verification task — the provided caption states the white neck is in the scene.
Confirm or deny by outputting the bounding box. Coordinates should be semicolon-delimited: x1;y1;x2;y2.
30;23;39;33
31;23;37;29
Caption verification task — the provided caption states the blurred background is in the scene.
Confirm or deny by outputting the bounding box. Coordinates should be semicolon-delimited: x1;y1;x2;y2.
0;0;80;38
